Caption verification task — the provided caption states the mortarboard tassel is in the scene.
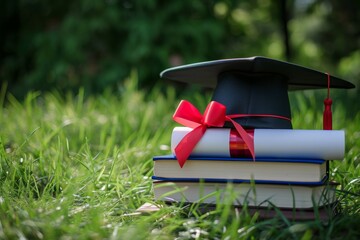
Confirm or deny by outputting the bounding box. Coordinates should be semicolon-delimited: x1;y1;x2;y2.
323;73;332;130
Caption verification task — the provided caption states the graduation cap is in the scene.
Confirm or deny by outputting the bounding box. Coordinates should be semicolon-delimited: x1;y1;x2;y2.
161;56;355;130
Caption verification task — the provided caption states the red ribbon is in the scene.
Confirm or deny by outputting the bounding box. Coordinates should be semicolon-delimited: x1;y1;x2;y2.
173;100;255;167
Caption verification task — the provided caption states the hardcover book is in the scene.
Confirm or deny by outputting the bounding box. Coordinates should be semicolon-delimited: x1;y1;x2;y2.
152;180;337;209
153;155;327;183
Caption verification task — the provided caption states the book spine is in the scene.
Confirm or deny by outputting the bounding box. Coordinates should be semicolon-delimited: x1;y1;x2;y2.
171;127;345;160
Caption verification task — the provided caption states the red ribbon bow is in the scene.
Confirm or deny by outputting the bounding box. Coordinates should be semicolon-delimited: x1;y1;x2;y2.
172;100;255;167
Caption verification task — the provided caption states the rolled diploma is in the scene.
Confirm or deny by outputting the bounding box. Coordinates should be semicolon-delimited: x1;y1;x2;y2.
171;127;345;160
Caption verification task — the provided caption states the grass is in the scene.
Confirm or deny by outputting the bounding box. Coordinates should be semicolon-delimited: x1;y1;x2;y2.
0;74;359;239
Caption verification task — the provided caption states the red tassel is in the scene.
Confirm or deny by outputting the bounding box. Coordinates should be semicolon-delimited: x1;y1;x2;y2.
323;98;332;130
323;73;332;130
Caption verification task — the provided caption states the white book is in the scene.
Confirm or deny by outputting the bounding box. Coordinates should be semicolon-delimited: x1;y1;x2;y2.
153;155;327;183
153;180;337;209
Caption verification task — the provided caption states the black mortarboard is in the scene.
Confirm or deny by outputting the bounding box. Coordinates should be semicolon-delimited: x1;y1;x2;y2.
160;56;355;129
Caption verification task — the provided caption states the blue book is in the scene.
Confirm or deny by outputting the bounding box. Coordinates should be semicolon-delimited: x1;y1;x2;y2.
153;155;327;184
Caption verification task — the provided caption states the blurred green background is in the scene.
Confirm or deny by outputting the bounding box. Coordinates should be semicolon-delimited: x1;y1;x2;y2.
1;0;359;98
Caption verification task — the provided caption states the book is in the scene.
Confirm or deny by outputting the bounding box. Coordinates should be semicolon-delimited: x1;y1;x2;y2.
171;127;345;160
136;202;340;221
238;203;341;221
152;180;337;209
153;155;327;183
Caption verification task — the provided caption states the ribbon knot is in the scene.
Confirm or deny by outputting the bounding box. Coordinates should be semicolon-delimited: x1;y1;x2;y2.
172;100;255;167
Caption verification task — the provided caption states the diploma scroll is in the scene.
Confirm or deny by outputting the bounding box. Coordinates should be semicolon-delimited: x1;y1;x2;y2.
171;127;345;160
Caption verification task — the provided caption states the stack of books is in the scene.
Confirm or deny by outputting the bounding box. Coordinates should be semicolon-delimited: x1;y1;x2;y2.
152;127;344;220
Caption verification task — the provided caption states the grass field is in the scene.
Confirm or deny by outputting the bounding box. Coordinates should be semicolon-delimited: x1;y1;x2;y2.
0;76;359;239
